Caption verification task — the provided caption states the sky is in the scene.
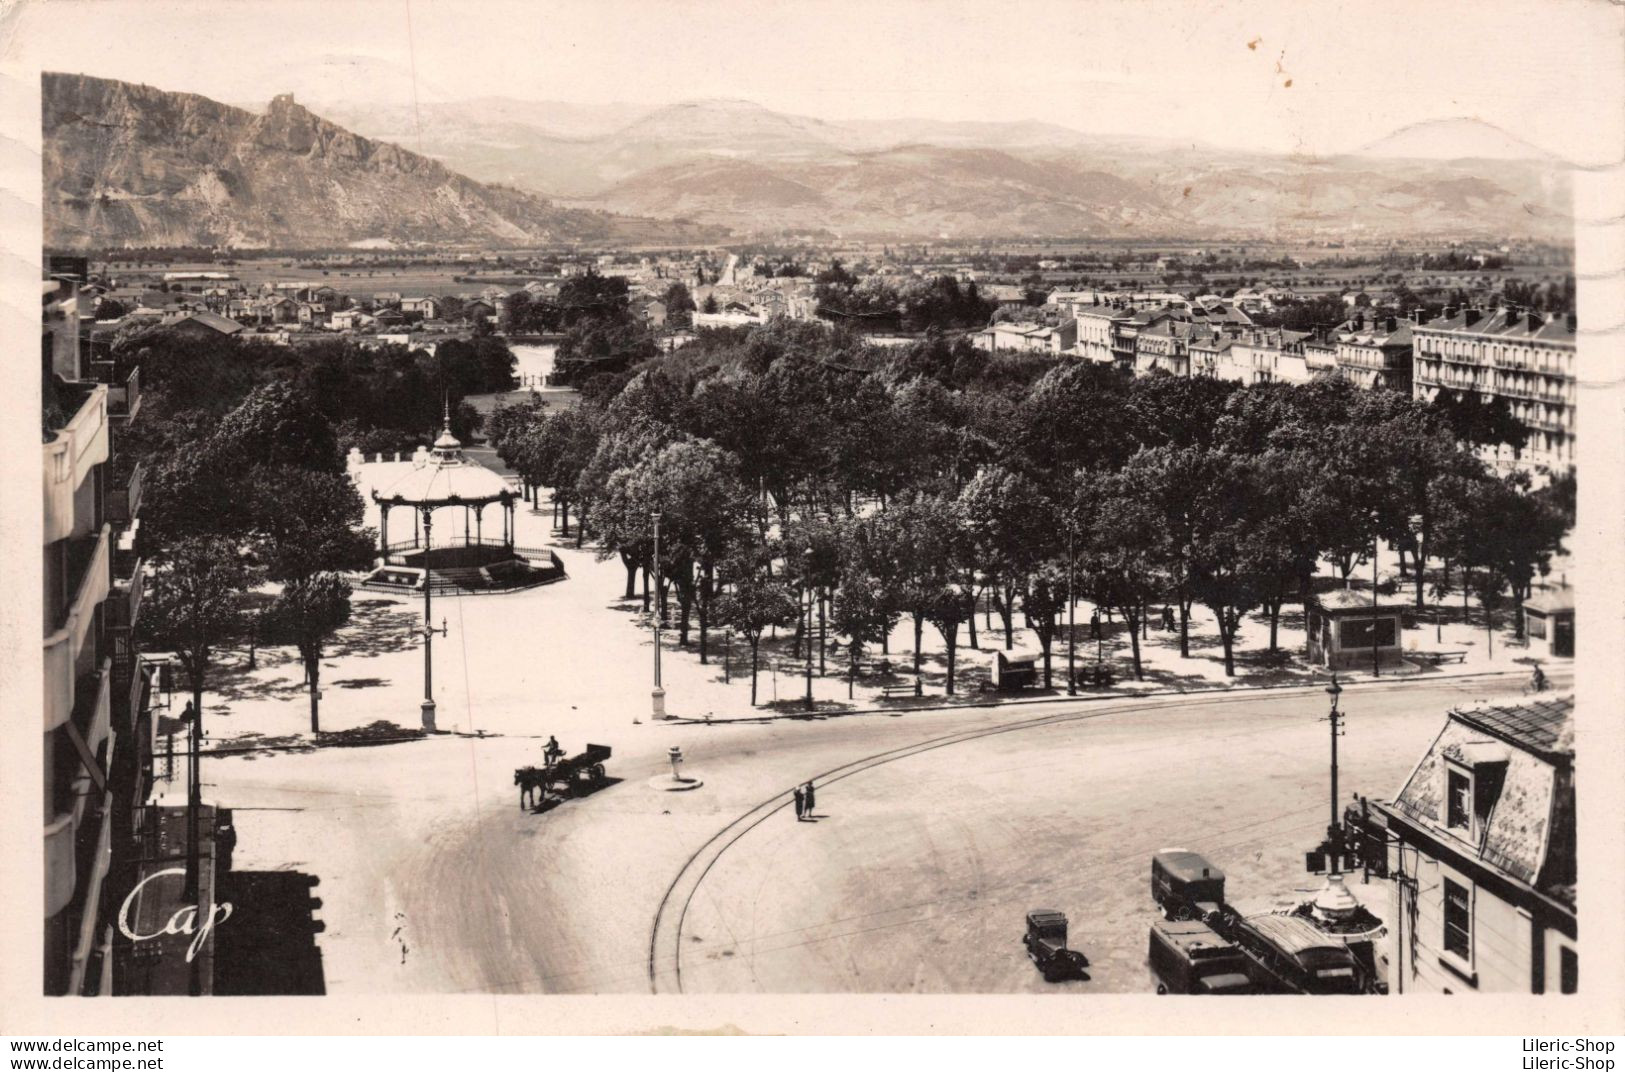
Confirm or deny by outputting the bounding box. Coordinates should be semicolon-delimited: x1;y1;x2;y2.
3;0;1622;162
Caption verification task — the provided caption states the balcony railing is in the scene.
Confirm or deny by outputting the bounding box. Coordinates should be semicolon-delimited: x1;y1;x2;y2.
45;662;110;919
110;553;145;631
108;461;144;525
44;525;110;732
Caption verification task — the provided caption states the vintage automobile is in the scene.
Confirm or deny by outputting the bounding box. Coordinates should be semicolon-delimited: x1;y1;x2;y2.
1230;913;1366;995
1147;919;1254;995
1151;849;1227;921
1022;910;1090;983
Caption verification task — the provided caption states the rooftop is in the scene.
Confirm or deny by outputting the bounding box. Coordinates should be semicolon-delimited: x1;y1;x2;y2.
1453;694;1574;759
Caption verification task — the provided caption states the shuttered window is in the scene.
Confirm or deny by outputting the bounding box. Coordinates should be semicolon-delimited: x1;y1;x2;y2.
1443;879;1472;959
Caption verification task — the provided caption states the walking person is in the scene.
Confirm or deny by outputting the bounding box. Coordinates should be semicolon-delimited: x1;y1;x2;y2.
792;784;806;821
1090;610;1101;640
803;780;817;819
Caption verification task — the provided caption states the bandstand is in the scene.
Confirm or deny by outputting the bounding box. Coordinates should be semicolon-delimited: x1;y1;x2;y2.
361;411;561;729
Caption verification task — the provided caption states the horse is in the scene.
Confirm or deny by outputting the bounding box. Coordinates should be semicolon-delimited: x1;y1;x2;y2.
514;766;548;811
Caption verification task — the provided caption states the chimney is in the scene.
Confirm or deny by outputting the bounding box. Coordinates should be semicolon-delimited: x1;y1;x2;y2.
1385;316;1397;332
1443;305;1457;320
1462;307;1481;327
1565;311;1577;333
1526;311;1543;333
1503;302;1519;324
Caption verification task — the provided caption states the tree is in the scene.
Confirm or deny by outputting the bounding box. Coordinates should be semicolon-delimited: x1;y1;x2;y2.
1020;560;1069;689
1079;471;1163;680
247;465;375;582
885;494;970;694
662;282;697;329
1185;454;1265;677
139;536;252;735
714;548;800;705
212;381;340;474
262;573;353;733
960;466;1052;650
1460;473;1567;640
829;564;894;698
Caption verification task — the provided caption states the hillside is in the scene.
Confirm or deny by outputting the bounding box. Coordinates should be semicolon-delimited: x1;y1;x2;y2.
42;72;622;249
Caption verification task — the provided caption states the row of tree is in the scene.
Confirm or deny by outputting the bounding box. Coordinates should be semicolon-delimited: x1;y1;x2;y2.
489;321;1571;701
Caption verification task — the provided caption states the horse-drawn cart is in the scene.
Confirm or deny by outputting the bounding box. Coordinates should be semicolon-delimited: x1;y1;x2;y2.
515;743;612;809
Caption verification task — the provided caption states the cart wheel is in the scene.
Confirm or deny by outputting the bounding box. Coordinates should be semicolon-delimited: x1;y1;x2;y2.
1156;983;1168;996
1174;904;1194;922
592;763;606;784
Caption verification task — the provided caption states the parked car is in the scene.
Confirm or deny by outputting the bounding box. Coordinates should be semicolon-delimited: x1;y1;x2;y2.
1023;910;1090;983
1147;919;1254;995
1151;849;1227;921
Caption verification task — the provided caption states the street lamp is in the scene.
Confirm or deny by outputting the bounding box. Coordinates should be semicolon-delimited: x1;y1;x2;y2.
652;509;666;719
419;506;448;732
1325;673;1343;852
1067;521;1077;696
803;546;815;710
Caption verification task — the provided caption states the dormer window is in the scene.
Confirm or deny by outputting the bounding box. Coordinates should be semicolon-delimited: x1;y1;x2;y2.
1443;744;1509;845
1446;767;1472;832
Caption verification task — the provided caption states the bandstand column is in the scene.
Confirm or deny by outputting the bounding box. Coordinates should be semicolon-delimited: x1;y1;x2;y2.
476;503;485;548
379;504;390;554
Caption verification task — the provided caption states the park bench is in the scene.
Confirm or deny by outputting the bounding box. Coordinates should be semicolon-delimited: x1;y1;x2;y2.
1414;651;1467;665
880;682;920;699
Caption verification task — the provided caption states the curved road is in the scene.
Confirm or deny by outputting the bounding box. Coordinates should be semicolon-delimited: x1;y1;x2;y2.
388;674;1528;994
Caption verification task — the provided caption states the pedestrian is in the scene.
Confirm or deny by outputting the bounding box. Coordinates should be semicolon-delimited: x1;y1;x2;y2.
803;780;817;818
792;784;806;821
1090;610;1101;640
180;699;196;724
1162;606;1175;632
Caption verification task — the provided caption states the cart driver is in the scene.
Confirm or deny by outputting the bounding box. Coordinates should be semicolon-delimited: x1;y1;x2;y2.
544;735;563;765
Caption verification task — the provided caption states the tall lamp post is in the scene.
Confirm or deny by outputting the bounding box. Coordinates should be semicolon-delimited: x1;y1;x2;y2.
652;509;666;719
1371;531;1381;678
419;506;447;732
803;546;815;710
1310;673;1360;919
1067;522;1077;696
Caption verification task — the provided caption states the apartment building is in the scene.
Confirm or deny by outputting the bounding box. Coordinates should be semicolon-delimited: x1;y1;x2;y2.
43;272;153;996
1412;306;1577;473
1337;312;1414;394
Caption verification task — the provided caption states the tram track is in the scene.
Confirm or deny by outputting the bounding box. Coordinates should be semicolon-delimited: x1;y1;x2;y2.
645;682;1404;993
645;671;1528;993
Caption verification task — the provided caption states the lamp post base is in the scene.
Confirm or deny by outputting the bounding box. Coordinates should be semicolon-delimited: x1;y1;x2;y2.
652;687;667;720
420;699;437;733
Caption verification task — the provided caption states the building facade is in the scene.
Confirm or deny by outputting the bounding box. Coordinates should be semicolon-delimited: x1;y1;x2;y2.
1373;696;1576;995
1336;313;1413;394
42;271;153;996
1411;306;1578;473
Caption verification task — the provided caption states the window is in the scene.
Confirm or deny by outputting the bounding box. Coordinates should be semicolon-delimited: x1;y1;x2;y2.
1443;879;1472;959
1446;769;1472;831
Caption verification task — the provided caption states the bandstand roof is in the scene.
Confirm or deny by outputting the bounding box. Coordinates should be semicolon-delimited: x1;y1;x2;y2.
371;417;512;508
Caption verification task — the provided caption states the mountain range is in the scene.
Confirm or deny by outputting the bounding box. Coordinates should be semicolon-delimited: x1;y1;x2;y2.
45;72;1572;249
42;73;713;250
310;97;1576;242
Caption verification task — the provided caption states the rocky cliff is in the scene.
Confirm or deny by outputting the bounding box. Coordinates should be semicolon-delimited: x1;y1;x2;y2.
43;73;613;249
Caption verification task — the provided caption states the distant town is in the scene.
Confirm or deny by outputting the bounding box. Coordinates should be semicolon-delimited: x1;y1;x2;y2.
43;224;1578;1002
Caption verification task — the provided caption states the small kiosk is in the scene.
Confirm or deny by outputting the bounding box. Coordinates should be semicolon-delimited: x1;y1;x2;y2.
1522;586;1574;658
1306;589;1408;671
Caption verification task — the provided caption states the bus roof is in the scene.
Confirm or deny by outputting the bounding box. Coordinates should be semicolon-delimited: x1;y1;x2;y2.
1153;850;1225;883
